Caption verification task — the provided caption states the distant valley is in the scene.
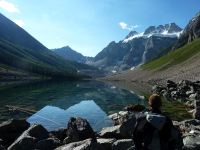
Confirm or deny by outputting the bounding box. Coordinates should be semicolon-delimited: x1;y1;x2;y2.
0;13;101;80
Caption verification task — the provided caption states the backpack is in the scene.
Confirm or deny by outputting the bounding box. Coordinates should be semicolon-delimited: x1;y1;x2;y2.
133;111;183;150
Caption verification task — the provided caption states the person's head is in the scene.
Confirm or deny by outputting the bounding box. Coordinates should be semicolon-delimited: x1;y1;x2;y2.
148;94;162;110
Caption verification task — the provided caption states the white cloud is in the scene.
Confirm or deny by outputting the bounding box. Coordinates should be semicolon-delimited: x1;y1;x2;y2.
13;19;24;27
0;0;19;13
119;22;139;31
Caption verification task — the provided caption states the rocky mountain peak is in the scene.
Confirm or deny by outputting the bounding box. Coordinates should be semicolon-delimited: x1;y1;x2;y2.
144;26;156;35
144;23;182;35
167;23;182;33
125;31;138;39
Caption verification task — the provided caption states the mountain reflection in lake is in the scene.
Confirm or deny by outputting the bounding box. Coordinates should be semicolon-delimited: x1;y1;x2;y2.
28;100;113;131
0;80;146;131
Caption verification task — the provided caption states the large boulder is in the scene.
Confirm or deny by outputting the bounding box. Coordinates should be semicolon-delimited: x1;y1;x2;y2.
108;111;129;125
55;138;103;150
64;117;96;144
98;125;122;139
35;137;61;150
99;113;136;139
112;139;134;150
8;124;49;150
0;119;30;147
97;138;116;150
8;136;36;150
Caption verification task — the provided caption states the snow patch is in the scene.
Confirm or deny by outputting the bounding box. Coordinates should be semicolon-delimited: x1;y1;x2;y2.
112;70;117;73
130;67;135;70
123;30;183;43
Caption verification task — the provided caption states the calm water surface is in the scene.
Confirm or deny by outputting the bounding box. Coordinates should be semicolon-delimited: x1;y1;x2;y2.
0;80;146;131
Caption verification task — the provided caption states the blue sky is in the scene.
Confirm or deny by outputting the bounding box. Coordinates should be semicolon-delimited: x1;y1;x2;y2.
0;0;200;56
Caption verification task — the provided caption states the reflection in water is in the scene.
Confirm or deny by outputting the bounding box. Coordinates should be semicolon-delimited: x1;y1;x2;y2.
27;100;113;131
0;80;147;129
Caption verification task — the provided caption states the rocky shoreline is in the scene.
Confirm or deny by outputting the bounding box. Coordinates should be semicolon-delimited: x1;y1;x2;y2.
0;112;200;149
1;80;200;150
152;80;200;120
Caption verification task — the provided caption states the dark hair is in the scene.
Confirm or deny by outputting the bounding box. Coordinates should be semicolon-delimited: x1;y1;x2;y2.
148;94;162;109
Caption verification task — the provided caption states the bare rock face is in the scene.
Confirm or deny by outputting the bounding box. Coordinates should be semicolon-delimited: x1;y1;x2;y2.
175;12;200;48
64;117;96;144
0;119;30;147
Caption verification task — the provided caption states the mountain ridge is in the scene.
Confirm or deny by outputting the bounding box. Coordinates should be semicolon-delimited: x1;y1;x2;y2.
91;23;182;73
0;13;98;80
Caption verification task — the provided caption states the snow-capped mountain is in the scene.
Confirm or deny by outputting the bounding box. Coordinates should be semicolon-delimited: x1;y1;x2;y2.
124;23;182;42
91;23;182;73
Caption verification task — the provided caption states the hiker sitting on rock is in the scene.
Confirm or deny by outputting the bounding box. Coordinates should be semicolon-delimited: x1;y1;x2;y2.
133;94;183;150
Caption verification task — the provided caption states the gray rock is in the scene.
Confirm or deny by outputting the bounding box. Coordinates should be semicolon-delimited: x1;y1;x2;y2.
193;100;200;120
0;119;30;147
167;80;177;88
28;124;49;140
186;91;195;97
50;128;67;141
189;93;198;100
55;138;103;150
97;138;116;150
112;139;134;150
8;124;49;150
183;135;200;149
98;125;122;139
109;111;129;125
36;137;61;150
99;115;136;139
8;136;36;150
65;117;96;144
152;85;165;94
119;115;136;138
180;119;200;128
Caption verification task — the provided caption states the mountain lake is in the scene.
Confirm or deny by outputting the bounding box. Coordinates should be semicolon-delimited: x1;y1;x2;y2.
0;80;146;131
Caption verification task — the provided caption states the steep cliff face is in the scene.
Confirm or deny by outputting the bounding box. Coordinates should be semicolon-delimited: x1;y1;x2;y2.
174;12;200;49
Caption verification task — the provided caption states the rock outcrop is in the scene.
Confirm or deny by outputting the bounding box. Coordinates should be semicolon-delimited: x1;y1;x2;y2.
64;117;96;144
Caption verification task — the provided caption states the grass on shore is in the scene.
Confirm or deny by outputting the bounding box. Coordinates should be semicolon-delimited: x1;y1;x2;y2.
142;93;191;121
142;38;200;70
